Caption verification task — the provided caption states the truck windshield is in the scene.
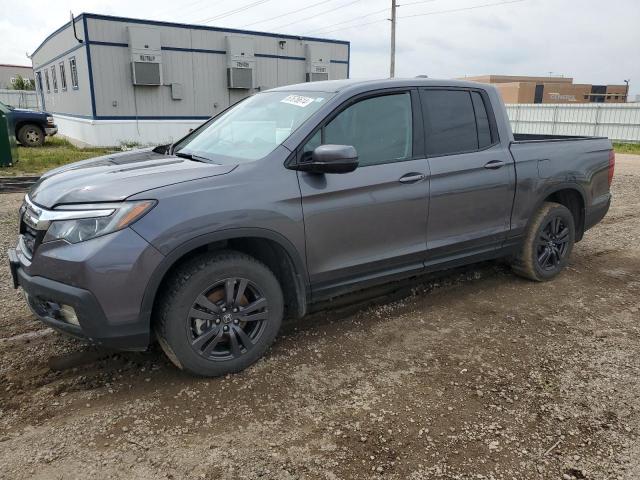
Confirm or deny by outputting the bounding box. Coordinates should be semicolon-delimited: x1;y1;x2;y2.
174;91;333;163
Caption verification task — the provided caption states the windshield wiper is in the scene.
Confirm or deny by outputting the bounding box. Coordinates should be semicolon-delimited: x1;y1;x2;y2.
174;151;214;163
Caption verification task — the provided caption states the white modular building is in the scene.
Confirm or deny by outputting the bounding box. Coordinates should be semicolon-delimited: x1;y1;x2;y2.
30;13;350;147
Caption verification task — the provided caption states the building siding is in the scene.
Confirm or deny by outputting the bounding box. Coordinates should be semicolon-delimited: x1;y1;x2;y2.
29;13;349;145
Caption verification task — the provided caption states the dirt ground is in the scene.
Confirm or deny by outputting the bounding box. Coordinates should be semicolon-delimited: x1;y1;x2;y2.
1;155;639;480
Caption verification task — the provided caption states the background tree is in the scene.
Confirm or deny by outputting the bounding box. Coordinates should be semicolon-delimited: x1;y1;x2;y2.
10;75;35;91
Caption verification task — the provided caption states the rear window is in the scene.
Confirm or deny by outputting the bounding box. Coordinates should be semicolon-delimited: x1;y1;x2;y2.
420;90;477;156
420;89;495;156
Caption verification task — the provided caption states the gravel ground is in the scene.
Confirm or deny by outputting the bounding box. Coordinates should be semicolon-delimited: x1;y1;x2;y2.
0;155;639;480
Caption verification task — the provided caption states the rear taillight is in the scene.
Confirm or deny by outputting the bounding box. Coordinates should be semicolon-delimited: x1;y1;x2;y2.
608;150;615;187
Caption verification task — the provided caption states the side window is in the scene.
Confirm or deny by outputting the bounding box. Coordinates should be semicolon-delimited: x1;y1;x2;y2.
69;57;79;89
51;66;58;93
59;62;67;91
471;91;492;148
420;89;477;156
302;93;413;167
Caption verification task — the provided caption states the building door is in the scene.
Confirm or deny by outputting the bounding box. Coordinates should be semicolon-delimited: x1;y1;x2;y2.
35;71;45;110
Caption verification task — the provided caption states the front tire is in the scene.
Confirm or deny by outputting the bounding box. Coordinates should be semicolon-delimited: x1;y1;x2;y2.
511;202;575;281
155;251;284;377
17;124;45;147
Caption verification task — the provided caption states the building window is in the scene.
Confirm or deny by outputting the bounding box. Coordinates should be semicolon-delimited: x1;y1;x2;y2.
35;71;43;93
44;69;50;93
584;94;589;100
614;95;619;100
69;57;79;89
59;62;67;91
51;65;58;92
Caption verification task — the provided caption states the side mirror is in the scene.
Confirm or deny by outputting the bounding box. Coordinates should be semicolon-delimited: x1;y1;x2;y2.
294;145;358;174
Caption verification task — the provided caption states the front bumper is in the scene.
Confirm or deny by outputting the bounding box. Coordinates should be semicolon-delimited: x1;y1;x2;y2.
8;227;164;350
45;126;58;136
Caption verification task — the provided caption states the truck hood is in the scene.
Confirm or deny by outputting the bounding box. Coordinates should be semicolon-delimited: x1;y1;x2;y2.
29;148;236;208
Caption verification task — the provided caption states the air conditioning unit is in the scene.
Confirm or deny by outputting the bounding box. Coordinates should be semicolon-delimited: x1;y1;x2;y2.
305;44;331;82
128;26;162;86
226;36;255;89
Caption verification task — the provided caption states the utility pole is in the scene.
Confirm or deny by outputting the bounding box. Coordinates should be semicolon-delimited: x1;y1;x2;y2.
624;79;630;103
390;0;397;78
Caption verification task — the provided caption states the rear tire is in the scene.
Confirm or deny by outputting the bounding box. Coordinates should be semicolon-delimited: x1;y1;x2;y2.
155;250;283;377
17;124;45;147
511;202;575;282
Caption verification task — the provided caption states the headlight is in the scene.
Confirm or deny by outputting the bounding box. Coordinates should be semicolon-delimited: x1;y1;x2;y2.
43;200;156;244
46;116;54;125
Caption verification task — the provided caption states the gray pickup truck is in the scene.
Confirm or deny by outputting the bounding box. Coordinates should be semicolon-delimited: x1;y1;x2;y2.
8;79;614;376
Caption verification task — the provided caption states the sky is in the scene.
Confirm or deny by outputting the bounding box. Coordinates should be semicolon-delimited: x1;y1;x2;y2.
1;0;638;97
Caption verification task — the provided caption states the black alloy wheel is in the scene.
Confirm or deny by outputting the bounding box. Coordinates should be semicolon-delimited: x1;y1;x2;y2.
536;216;570;271
156;250;284;377
511;201;575;282
187;278;269;361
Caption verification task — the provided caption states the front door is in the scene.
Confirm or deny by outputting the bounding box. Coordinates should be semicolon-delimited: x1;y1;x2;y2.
297;90;429;298
419;88;514;262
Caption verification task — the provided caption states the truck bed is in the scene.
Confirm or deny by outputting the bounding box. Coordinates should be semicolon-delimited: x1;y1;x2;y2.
507;134;613;241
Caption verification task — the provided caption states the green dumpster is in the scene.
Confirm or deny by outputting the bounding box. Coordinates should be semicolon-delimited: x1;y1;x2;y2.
0;101;18;167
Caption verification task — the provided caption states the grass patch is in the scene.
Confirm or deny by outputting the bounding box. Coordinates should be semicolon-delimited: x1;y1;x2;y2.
613;142;640;155
1;137;115;176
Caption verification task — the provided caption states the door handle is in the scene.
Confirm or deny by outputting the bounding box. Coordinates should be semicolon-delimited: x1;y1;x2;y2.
399;173;426;184
484;160;506;170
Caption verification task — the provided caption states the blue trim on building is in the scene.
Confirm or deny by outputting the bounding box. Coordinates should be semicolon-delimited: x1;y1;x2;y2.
82;12;349;45
254;53;306;61
33;12;350;121
50;112;210;121
89;40;128;48
161;46;226;55
96;115;211;121
86;42;345;63
49;112;95;119
83;16;97;119
31;15;85;58
32;43;84;70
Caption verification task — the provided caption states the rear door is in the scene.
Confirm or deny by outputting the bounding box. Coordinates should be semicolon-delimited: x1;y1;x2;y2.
297;89;429;298
419;88;514;261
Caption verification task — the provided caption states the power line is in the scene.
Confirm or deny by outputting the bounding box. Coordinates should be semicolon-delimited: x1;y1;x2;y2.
399;0;525;19
305;7;388;34
198;0;271;24
398;0;439;6
307;0;441;35
271;0;364;30
313;0;525;36
311;17;388;36
240;0;336;28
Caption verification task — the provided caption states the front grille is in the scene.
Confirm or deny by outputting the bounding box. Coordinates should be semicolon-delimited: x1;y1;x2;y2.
21;230;37;257
19;199;46;258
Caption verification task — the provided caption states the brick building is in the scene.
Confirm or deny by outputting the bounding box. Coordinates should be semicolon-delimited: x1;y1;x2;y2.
463;75;628;104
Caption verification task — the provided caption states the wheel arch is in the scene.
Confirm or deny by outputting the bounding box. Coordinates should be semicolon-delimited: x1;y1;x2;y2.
141;228;309;336
533;184;587;242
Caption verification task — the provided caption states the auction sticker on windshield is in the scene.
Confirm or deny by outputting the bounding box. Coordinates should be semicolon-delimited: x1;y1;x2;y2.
280;95;317;107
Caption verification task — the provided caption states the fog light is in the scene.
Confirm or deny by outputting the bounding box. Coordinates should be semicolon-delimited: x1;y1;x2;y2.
59;304;79;326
